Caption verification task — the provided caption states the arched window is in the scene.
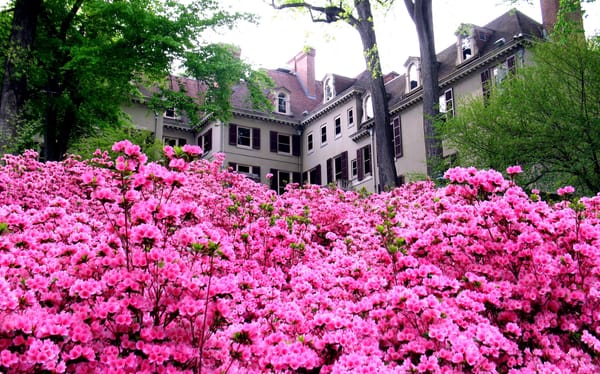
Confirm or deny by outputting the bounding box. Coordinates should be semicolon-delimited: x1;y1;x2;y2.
408;64;420;90
324;77;335;102
363;94;373;121
274;91;289;114
277;92;287;113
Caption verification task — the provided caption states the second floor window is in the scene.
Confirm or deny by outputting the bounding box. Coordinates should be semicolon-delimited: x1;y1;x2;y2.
229;124;260;150
307;132;314;152
321;125;327;145
335;116;341;137
348;108;354;127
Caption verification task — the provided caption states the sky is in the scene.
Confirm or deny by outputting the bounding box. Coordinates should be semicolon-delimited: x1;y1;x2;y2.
211;0;600;79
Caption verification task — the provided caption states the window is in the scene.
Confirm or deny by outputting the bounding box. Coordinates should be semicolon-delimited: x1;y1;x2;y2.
230;163;260;182
408;64;420;90
324;77;335;102
302;165;322;186
391;116;403;158
356;145;372;181
277;92;288;113
334;116;341;137
461;36;472;60
270;169;301;194
363;95;373;121
163;136;187;147
270;131;300;156
481;56;516;99
321;124;327;145
277;134;291;154
307;132;314;152
237;127;251;147
347;108;354;127
326;152;348;184
229;124;260;150
439;88;455;118
198;129;212;153
351;159;357;178
164;107;179;119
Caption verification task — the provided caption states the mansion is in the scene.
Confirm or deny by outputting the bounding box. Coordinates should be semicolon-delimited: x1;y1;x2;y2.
123;9;547;193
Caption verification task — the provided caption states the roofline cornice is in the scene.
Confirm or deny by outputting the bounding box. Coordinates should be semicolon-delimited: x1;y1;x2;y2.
389;36;533;115
301;89;363;125
232;108;299;127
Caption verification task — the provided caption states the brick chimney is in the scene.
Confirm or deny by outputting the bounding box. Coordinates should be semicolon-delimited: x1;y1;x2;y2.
540;0;560;34
540;0;583;35
288;47;316;98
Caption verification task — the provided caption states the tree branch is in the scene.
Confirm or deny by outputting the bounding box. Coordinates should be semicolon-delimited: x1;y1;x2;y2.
270;1;358;27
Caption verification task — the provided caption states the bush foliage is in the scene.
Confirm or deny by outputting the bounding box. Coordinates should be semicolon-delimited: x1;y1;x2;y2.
1;142;599;373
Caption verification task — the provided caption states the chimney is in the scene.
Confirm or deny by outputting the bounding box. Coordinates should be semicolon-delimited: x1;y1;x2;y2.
540;0;583;35
288;47;316;98
540;0;560;34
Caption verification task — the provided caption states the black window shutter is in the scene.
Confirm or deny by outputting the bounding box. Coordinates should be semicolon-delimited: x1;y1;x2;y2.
341;151;348;180
315;164;322;185
270;168;278;191
253;166;261;179
205;129;213;152
326;158;333;184
229;124;237;145
292;134;301;156
507;55;516;73
357;148;364;181
293;172;301;184
252;128;261;150
393;117;403;158
270;131;278;153
229;162;237;170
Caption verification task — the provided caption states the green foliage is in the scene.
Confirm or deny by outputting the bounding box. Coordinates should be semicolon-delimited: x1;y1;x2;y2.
0;0;270;159
439;36;600;194
68;124;163;161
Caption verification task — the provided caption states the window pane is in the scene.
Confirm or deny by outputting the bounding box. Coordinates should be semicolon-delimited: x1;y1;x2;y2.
278;93;286;113
335;117;341;135
278;134;291;153
321;126;327;143
307;133;313;151
237;127;251;147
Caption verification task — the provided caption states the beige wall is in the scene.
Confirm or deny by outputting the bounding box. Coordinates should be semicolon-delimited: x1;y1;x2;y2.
393;104;428;181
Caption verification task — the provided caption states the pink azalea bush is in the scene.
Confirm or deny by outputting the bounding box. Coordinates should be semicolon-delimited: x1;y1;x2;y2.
1;142;600;373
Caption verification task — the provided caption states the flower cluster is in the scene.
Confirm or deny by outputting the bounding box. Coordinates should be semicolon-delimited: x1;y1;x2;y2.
1;142;599;373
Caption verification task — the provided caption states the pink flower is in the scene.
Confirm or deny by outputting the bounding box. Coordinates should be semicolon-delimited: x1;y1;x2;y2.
182;144;202;156
557;185;575;196
506;165;522;175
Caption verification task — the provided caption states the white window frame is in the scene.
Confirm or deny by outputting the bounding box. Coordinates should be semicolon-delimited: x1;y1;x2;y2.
163;136;187;147
439;88;455;118
347;108;354;128
307;132;314;153
334;116;342;138
277;171;291;195
320;124;328;146
351;158;358;178
236;126;253;149
324;77;335;102
363;95;373;121
277;133;292;155
164;107;180;119
276;91;289;114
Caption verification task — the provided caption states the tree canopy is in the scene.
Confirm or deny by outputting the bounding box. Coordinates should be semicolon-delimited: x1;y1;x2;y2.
0;0;273;160
439;35;600;194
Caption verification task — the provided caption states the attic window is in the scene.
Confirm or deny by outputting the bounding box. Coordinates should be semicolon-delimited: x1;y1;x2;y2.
408;63;420;90
164;107;178;119
461;37;472;60
324;77;335;102
478;30;487;41
276;92;289;114
363;94;373;121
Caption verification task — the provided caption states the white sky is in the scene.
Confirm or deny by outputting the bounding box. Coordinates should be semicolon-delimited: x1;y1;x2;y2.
213;0;600;79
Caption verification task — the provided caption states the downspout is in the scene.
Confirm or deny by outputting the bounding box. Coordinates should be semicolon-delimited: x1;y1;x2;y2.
370;127;377;192
297;125;303;184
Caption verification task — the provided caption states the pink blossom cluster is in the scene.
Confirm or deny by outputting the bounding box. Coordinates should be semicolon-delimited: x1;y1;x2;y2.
1;143;600;373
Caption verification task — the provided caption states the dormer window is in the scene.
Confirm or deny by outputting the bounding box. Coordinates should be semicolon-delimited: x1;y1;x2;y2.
324;76;335;102
461;36;472;60
274;90;290;114
164;107;179;119
408;64;419;89
363;94;373;121
404;56;421;93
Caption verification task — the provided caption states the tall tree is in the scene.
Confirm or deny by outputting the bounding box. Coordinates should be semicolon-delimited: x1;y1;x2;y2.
403;0;442;177
0;0;42;153
0;0;272;160
271;0;398;190
439;36;600;194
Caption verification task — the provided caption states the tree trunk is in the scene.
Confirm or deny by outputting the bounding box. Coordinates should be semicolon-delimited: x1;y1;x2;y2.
405;0;442;177
0;0;42;154
354;0;398;190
